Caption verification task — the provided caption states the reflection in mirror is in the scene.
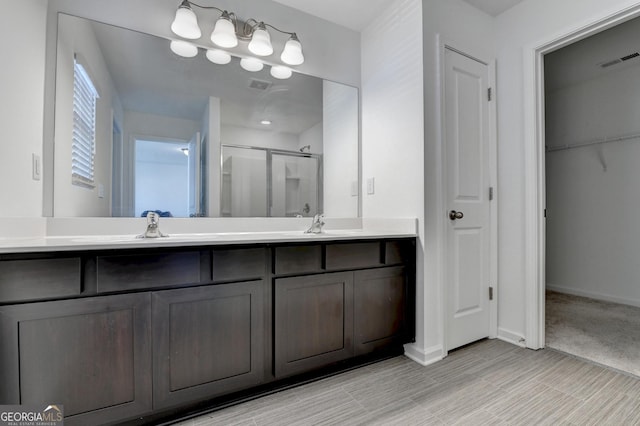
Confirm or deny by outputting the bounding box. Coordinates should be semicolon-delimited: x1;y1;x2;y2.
52;13;359;218
221;146;322;217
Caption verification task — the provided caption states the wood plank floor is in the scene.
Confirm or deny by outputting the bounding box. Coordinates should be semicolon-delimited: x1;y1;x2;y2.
174;339;640;425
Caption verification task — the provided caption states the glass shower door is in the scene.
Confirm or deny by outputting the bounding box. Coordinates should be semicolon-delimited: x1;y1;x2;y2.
271;153;321;217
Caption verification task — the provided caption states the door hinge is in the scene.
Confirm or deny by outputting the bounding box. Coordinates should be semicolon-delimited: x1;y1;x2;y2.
488;87;492;101
544;208;547;218
489;187;494;201
489;286;494;301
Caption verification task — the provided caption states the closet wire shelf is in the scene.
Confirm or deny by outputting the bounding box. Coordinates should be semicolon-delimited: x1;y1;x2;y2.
546;133;640;153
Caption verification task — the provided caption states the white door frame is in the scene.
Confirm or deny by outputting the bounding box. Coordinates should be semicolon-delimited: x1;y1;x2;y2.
438;36;498;354
523;4;640;350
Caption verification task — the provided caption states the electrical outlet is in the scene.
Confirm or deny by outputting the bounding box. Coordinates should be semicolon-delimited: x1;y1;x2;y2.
98;183;105;198
32;154;41;181
366;177;375;195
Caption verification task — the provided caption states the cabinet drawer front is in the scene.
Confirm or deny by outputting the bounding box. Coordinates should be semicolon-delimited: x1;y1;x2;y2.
325;242;382;270
212;248;267;282
275;245;322;275
97;252;201;292
0;257;81;303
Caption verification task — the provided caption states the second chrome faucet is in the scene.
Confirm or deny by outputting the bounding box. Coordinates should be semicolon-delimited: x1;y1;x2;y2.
305;214;325;234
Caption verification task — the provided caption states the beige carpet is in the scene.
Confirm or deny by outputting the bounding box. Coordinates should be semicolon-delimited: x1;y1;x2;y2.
546;290;640;377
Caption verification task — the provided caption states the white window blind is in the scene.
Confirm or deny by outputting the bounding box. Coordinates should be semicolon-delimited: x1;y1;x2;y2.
72;57;98;188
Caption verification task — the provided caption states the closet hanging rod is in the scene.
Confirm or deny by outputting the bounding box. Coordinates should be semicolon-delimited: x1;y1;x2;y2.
546;133;640;153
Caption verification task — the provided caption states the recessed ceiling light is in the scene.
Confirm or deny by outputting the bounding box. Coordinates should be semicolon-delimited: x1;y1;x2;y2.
260;119;272;125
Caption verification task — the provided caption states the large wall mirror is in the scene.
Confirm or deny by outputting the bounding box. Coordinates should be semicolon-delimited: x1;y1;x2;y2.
51;13;359;218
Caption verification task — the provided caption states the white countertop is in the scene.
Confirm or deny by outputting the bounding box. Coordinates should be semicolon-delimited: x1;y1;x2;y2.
0;218;417;254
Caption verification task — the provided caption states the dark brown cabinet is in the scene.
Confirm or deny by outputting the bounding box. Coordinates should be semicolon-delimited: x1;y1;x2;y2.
0;293;152;426
152;281;266;409
274;272;354;378
354;266;407;355
0;237;415;425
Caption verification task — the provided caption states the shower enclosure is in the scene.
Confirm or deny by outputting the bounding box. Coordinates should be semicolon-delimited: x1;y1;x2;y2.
221;145;322;217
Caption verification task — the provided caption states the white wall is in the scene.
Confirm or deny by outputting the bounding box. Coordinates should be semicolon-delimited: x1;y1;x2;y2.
546;62;640;306
0;0;47;218
495;0;640;345
362;0;426;358
323;81;358;217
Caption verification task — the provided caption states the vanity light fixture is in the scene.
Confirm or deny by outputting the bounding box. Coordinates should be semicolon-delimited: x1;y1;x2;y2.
170;40;199;57
206;48;231;64
270;65;292;80
169;0;304;77
240;57;264;72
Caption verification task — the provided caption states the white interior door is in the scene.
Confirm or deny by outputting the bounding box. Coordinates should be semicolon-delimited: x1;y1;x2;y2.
444;48;492;351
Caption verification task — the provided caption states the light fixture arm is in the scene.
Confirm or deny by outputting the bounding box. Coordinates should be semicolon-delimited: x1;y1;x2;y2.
262;23;297;38
184;2;298;40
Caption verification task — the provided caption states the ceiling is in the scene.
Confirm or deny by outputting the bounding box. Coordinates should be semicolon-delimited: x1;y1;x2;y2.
272;0;525;31
462;0;525;17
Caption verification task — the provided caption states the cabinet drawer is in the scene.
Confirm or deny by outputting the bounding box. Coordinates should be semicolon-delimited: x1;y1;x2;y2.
325;242;382;270
274;245;322;275
97;252;201;292
212;248;267;282
0;257;81;303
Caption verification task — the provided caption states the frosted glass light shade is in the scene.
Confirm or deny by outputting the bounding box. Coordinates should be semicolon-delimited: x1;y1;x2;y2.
270;65;292;79
281;35;304;65
206;49;231;65
171;3;201;39
240;57;264;72
248;24;273;56
170;40;198;58
211;15;238;48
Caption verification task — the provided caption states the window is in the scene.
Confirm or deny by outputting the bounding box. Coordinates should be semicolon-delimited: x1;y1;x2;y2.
72;56;99;188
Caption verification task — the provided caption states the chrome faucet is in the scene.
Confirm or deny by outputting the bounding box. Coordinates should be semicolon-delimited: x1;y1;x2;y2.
138;211;168;238
305;213;325;234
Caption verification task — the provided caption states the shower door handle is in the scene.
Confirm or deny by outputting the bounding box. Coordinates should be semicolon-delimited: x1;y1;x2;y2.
449;210;464;220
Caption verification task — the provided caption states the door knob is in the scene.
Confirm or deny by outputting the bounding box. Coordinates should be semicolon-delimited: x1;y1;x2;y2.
449;210;464;220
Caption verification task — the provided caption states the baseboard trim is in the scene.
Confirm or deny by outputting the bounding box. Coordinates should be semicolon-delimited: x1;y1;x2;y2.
497;327;527;348
403;343;444;366
546;284;640;309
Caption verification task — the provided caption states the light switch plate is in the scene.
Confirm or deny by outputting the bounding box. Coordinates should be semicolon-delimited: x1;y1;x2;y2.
98;183;105;198
32;154;41;181
351;181;358;197
366;177;375;195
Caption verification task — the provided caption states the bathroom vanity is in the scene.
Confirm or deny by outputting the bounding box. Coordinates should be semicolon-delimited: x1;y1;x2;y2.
0;230;416;425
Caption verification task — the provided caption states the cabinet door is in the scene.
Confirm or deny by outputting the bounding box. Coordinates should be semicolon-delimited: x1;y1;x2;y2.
354;266;407;355
0;294;152;426
274;272;353;378
152;281;265;409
